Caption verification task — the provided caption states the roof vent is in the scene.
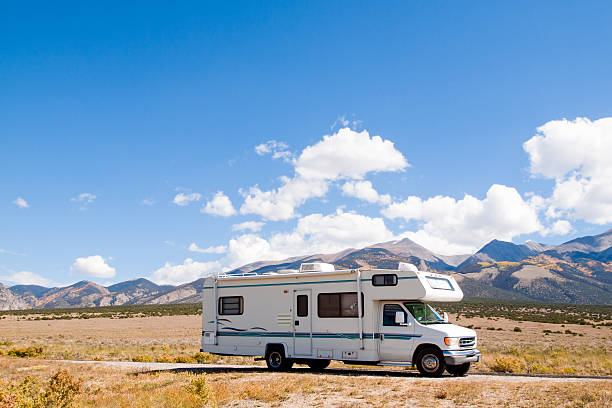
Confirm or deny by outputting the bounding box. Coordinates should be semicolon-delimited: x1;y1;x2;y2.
299;263;335;273
398;262;418;272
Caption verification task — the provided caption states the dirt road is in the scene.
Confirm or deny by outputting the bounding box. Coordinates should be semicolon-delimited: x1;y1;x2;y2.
55;359;612;382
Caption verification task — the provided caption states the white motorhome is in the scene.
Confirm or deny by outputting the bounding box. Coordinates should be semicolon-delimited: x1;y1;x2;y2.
201;262;480;376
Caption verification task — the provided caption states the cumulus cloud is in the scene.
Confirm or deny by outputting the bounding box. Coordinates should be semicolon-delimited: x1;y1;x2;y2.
541;220;573;236
71;255;116;278
151;258;221;285
225;209;394;268
172;192;202;206
0;270;52;286
240;177;328;221
295;128;409;180
382;184;542;255
202;191;237;217
255;140;292;161
240;128;407;220
232;221;265;232
13;197;29;208
188;243;227;254
524;117;612;224
342;180;391;204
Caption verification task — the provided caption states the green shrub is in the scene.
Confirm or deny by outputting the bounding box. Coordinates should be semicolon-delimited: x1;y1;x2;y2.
44;370;82;408
7;346;44;358
132;354;154;362
489;356;523;373
0;370;81;408
513;327;522;332
189;376;213;405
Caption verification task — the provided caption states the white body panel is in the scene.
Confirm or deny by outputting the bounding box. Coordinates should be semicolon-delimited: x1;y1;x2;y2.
201;266;477;365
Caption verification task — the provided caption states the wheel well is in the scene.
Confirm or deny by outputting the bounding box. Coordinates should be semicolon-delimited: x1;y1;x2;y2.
412;343;442;363
265;343;287;357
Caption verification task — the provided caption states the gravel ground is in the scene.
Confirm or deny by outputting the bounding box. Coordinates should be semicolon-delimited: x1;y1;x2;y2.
54;359;612;382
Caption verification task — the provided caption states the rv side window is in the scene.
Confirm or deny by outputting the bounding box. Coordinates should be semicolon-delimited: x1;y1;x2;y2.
317;293;364;318
297;295;308;317
383;304;406;326
219;296;243;315
372;274;398;286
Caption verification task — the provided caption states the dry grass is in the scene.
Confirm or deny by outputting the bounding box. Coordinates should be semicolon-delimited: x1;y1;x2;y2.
0;312;611;376
1;357;610;407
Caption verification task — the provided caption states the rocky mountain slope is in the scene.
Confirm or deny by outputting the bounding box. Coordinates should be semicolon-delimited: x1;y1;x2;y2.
1;229;611;309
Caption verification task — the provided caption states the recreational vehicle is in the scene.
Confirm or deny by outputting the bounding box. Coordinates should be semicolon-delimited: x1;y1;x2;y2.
201;262;480;377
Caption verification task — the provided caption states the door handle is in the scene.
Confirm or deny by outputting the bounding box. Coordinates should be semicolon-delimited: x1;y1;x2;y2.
380;334;384;341
294;320;299;326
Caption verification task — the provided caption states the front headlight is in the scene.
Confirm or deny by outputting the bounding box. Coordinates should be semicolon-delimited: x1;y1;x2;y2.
444;337;460;348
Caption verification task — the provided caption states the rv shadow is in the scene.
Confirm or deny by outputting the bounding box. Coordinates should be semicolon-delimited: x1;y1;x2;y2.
139;366;428;378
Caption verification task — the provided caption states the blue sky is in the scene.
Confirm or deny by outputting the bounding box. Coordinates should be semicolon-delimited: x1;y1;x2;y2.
2;1;612;286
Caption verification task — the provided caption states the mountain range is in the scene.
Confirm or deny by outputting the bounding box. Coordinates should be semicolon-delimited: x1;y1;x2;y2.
1;229;611;310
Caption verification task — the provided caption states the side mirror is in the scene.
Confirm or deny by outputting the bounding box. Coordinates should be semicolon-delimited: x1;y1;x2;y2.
443;312;449;322
395;311;405;324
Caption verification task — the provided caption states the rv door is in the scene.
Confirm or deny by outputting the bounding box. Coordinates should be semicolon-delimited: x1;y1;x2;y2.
378;303;416;362
293;290;312;356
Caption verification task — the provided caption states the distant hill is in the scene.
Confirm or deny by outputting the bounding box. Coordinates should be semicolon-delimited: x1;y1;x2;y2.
457;239;538;271
2;229;612;309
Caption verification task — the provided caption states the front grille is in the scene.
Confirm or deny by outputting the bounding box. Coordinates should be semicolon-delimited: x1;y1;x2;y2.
460;337;476;348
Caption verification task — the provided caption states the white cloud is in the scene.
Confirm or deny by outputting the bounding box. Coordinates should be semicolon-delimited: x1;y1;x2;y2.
342;180;391;205
202;191;237;217
151;258;221;285
70;193;96;210
232;221;265;232
225;209;394;268
172;192;202;206
382;184;542;255
71;255;116;278
240;128;408;221
188;243;227;254
523;117;612;224
0;271;52;286
140;199;156;206
0;248;25;256
240;177;328;221
295;128;409;180
542;220;572;236
255;140;292;161
13;197;29;208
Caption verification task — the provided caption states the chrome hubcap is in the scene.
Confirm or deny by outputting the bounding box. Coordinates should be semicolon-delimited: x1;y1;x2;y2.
422;354;439;372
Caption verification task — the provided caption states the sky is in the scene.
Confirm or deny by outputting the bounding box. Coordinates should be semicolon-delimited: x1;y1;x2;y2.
1;1;612;287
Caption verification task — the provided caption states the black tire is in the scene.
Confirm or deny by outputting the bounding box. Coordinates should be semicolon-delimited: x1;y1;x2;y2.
446;363;470;376
265;347;293;371
307;359;330;371
415;347;446;377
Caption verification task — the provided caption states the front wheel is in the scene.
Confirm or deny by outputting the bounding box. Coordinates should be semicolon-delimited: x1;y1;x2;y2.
446;363;470;376
415;347;446;377
265;348;293;371
307;359;330;371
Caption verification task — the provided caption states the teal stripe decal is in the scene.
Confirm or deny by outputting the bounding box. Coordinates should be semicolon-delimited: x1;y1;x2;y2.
202;275;417;289
205;330;422;340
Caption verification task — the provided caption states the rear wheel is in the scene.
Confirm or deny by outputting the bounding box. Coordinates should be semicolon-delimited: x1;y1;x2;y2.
446;363;470;376
265;347;293;371
307;359;330;371
415;347;445;377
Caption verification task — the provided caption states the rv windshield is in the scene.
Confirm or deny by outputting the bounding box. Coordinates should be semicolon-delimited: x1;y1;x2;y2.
403;303;446;325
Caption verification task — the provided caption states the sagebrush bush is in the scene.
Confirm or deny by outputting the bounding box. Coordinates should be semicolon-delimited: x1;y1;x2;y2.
7;346;44;358
489;356;523;373
0;370;81;408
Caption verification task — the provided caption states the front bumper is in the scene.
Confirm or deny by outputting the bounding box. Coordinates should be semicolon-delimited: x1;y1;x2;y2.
443;349;481;365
